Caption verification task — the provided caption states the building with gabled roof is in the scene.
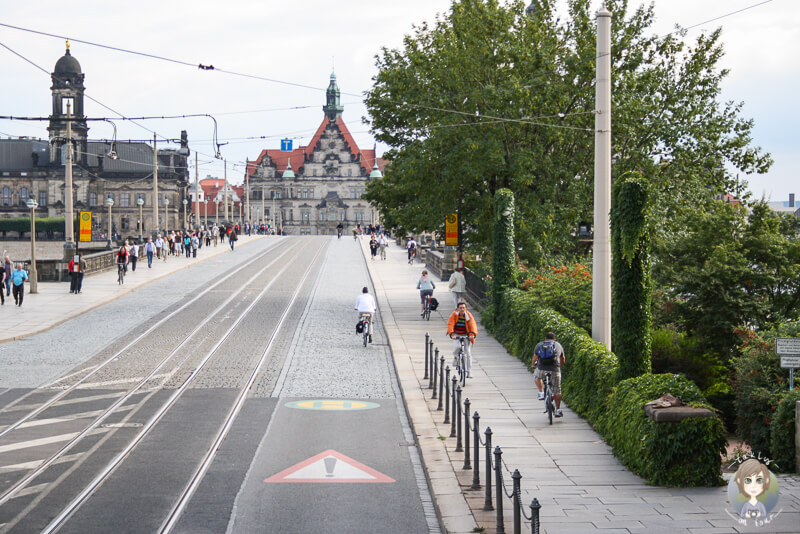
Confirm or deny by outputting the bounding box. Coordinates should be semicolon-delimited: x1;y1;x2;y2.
244;73;386;235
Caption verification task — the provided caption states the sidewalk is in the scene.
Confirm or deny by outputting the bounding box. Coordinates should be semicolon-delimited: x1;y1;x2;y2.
0;235;265;344
361;239;800;534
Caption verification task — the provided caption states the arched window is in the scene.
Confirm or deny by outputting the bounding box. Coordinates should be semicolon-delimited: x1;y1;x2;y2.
19;187;29;205
1;187;11;206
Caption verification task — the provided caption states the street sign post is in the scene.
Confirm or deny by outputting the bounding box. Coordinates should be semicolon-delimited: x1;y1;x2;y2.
280;138;293;152
776;337;800;391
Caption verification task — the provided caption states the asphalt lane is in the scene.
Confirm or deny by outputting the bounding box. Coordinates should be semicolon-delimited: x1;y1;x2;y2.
227;399;428;534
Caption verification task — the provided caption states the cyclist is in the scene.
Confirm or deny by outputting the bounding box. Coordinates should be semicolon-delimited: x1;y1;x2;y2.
532;332;566;417
416;269;435;316
337;222;343;239
406;237;417;264
354;286;377;343
446;300;478;377
116;243;129;278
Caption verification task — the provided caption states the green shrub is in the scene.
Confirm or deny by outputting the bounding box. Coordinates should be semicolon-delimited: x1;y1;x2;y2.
486;289;726;486
520;263;592;332
597;373;726;487
769;389;800;473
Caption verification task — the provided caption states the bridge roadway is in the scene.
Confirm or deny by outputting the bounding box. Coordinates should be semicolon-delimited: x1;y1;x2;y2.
0;236;437;533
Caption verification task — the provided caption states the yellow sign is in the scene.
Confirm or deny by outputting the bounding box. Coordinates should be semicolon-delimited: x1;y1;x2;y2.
445;213;458;246
285;400;380;411
79;211;92;242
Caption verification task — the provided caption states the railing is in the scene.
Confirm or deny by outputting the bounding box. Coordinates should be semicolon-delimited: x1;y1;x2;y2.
423;333;542;534
464;267;487;305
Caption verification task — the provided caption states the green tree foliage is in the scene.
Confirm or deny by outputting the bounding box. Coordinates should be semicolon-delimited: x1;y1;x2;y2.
653;201;800;353
611;172;652;379
521;263;592;332
492;188;517;311
364;0;771;266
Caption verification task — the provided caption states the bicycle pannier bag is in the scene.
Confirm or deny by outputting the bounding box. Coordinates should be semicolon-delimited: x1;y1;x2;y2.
429;297;439;311
356;321;364;334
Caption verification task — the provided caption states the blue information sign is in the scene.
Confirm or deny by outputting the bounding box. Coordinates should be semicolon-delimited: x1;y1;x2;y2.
281;138;293;151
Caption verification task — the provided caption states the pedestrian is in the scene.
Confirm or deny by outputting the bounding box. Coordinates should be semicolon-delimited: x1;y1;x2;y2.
155;234;164;259
3;255;12;297
369;234;379;260
229;229;238;251
75;255;87;293
213;225;219;246
184;234;192;258
145;237;155;268
448;268;467;309
68;255;80;293
191;233;199;257
130;241;139;271
378;233;388;260
12;264;28;307
205;229;211;247
0;267;5;305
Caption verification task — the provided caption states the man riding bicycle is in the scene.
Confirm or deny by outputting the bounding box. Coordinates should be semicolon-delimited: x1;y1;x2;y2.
406;237;417;264
446;300;478;378
532;332;566;417
354;286;377;344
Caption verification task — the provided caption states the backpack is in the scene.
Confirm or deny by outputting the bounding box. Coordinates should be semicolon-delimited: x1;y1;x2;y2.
356;320;364;334
538;340;557;362
429;297;439;311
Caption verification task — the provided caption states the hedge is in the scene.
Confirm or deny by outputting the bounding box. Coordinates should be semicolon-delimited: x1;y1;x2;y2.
488;289;726;486
0;217;71;234
769;389;800;473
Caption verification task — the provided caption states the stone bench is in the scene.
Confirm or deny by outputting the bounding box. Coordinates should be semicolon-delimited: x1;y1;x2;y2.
644;405;715;423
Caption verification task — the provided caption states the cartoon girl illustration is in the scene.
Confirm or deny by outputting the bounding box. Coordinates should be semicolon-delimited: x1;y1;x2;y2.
734;458;770;519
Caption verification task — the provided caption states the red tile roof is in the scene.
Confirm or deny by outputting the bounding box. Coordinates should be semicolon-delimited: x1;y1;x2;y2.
246;115;386;180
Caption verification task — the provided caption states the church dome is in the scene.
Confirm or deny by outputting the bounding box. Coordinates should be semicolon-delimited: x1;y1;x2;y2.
54;47;82;75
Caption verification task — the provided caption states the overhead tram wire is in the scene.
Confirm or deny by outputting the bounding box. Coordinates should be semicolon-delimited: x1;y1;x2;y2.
0;0;777;130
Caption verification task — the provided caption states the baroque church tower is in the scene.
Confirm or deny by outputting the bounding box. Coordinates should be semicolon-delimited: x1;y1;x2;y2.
47;41;89;166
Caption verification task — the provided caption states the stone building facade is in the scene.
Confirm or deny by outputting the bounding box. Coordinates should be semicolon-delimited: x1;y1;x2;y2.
245;74;385;235
0;44;188;241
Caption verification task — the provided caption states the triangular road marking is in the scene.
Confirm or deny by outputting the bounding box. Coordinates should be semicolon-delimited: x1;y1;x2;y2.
264;449;395;484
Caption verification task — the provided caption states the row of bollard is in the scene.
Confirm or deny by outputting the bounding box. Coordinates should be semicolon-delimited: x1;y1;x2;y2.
424;333;542;534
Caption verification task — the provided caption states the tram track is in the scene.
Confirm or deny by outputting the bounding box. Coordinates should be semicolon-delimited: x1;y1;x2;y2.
0;238;323;532
0;239;303;511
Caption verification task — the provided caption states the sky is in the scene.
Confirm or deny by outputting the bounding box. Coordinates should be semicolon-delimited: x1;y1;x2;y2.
0;0;796;202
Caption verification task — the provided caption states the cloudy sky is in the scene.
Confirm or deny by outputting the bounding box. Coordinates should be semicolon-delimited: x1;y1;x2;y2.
0;0;795;201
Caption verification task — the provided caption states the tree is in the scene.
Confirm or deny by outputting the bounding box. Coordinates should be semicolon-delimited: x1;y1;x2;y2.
492;188;517;312
364;0;771;267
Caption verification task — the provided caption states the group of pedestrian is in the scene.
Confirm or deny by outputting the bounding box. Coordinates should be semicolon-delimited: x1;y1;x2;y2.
2;255;30;306
368;233;389;260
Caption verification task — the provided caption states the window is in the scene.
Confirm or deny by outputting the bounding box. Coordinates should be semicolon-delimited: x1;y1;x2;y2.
120;193;130;207
319;210;326;221
39;191;47;207
89;192;97;207
339;209;345;221
19;187;29;205
158;193;163;207
301;210;310;223
121;217;130;230
1;187;11;206
289;209;294;221
137;193;146;205
309;189;314;199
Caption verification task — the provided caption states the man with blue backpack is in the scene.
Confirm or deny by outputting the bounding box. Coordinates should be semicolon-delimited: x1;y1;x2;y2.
532;332;566;417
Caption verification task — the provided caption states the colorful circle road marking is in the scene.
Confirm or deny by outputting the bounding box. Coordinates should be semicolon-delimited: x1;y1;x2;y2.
285;400;380;411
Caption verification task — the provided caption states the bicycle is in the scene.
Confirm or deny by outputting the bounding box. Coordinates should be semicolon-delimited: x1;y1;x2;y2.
408;248;416;264
117;263;126;285
360;314;370;347
422;294;433;321
454;335;469;387
542;372;555;425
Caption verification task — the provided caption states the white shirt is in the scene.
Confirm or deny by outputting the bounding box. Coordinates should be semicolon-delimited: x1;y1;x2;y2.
355;293;377;314
378;235;388;246
407;239;417;249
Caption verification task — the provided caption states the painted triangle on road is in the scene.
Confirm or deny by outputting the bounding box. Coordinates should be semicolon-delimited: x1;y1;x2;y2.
264;449;395;484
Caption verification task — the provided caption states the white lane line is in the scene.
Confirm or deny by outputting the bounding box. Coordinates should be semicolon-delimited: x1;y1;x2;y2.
8;391;128;412
0;453;84;472
0;405;136;431
40;366;97;389
75;374;172;389
0;433;79;454
10;482;50;500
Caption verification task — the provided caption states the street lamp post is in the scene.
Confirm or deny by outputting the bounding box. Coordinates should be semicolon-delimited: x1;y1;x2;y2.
215;200;220;225
182;198;188;229
137;197;144;242
164;197;170;233
26;198;39;294
204;198;208;228
105;197;114;250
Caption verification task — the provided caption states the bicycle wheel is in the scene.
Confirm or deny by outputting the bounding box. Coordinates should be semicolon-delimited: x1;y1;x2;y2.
458;351;466;387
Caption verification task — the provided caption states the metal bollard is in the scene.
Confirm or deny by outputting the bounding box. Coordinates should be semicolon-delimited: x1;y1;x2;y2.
455;386;463;452
444;366;451;424
450;375;457;437
530;498;541;534
495;446;505;534
432;348;439;399
437;355;445;410
512;469;521;534
463;398;471;469
428;339;435;387
483;427;494;511
424;333;429;380
472;412;481;489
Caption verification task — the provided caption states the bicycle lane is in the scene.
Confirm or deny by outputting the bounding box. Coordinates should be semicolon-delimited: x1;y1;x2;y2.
224;237;438;534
